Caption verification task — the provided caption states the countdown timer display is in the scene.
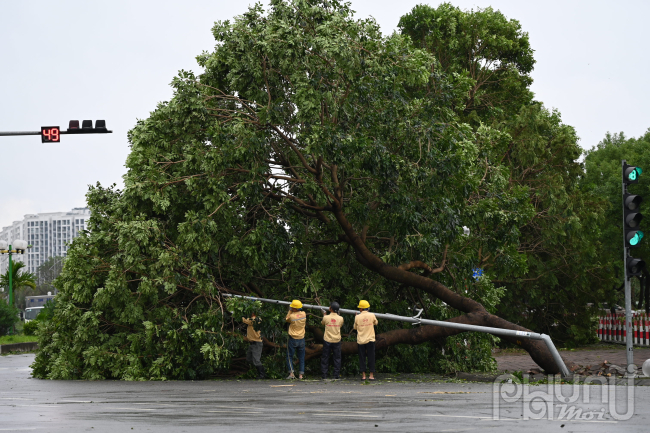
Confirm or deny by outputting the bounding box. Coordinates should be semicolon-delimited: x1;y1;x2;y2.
41;126;60;143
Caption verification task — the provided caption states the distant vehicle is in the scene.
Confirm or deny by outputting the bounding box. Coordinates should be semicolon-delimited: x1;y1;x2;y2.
25;294;55;308
24;306;45;322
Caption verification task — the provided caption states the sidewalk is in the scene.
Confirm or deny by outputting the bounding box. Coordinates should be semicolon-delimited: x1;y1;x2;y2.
494;344;650;376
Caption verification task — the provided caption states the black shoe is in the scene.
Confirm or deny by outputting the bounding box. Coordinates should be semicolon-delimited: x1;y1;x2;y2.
322;376;328;380
333;375;340;380
256;365;266;379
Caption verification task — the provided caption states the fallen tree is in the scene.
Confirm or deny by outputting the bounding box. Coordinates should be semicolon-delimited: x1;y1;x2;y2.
33;0;579;380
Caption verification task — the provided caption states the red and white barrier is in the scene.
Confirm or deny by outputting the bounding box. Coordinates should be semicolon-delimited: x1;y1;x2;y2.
597;312;650;346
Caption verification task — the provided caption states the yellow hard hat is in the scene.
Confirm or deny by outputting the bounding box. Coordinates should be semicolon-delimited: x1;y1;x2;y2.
290;299;303;309
357;300;370;309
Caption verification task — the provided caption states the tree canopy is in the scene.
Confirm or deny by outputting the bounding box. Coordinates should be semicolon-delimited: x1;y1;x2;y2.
33;0;600;380
398;2;534;123
399;3;613;346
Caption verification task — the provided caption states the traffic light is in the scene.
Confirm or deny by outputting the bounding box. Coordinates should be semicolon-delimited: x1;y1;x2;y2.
65;120;111;134
623;162;642;185
622;160;645;278
624;192;643;248
627;257;646;277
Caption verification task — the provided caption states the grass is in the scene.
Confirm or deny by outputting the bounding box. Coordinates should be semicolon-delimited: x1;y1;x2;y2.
0;335;38;345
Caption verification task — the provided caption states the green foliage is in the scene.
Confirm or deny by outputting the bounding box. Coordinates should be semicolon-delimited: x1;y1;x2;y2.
22;320;39;336
225;298;286;342
400;3;612;347
398;3;534;123
0;301;19;336
493;105;610;347
38;300;57;322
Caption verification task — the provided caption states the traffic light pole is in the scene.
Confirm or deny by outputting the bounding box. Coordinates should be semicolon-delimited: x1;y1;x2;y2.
5;245;15;335
622;160;634;372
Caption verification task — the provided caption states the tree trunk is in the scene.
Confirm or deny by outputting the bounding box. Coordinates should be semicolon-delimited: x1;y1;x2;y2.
322;206;574;374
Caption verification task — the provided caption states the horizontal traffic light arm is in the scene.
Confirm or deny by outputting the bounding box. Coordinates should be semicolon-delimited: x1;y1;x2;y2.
0;129;112;136
0;131;43;136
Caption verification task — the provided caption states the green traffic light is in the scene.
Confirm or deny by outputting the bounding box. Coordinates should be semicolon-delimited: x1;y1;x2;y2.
629;170;638;181
630;230;644;246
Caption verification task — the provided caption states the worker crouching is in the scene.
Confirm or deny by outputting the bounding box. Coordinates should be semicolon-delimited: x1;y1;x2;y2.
321;301;344;379
286;300;307;379
242;313;265;379
354;300;378;380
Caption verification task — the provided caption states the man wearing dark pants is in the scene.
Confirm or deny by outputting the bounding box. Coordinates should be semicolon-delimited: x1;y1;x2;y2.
242;314;265;379
354;300;378;380
321;301;344;379
286;300;307;379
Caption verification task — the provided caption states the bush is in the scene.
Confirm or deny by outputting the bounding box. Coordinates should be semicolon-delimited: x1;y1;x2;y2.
0;301;19;336
23;320;39;336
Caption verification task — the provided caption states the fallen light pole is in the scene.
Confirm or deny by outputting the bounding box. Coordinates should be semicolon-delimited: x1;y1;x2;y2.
223;293;570;377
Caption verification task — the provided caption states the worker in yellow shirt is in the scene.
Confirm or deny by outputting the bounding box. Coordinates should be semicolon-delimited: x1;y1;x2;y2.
320;301;344;380
242;313;265;379
353;300;378;380
285;300;307;379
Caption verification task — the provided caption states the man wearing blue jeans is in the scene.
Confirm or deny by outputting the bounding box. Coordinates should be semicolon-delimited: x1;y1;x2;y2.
286;300;307;379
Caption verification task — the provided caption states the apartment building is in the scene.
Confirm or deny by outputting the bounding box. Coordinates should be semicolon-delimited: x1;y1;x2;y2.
0;207;90;275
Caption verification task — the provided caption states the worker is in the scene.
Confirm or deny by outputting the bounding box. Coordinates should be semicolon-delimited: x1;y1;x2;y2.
320;301;344;380
242;313;265;379
286;299;307;379
354;300;378;380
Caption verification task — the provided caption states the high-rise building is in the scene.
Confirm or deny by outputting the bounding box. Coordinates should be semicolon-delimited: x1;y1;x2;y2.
0;207;90;275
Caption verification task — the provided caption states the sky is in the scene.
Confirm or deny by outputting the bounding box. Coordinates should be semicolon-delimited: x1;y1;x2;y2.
1;0;648;230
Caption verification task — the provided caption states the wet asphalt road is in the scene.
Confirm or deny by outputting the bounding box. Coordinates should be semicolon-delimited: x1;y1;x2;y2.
2;354;650;432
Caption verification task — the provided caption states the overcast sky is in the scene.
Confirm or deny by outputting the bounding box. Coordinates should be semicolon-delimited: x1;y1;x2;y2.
1;0;648;230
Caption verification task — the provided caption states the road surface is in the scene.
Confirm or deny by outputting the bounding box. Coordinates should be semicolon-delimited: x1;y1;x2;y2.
1;354;649;432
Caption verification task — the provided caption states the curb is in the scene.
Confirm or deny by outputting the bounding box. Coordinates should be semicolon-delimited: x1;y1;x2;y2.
0;342;38;354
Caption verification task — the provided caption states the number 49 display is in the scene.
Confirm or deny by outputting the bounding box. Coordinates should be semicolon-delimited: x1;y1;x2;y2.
41;126;60;143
